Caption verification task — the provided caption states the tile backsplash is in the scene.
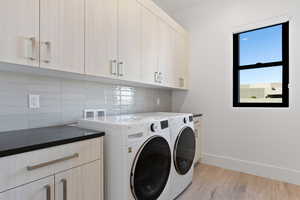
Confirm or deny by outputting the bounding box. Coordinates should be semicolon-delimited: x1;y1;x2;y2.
0;71;172;132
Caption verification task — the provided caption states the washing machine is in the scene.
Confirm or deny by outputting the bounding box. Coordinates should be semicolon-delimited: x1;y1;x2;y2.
134;112;196;199
78;114;172;200
168;114;195;199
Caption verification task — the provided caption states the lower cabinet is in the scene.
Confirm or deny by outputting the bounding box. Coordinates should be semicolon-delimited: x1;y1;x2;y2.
0;160;102;200
55;160;103;200
194;117;202;164
0;176;55;200
0;138;103;200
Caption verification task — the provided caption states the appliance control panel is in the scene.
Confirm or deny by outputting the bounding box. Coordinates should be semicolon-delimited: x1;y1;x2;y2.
160;120;169;130
150;120;169;132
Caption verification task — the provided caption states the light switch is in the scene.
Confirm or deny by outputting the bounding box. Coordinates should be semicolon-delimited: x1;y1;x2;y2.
29;94;40;109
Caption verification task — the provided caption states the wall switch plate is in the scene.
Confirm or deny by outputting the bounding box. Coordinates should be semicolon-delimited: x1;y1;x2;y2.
29;94;40;109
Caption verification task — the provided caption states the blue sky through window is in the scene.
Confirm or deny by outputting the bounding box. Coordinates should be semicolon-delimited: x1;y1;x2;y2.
239;25;282;85
240;66;282;84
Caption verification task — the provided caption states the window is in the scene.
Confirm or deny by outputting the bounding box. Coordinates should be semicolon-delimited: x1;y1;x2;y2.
233;22;289;107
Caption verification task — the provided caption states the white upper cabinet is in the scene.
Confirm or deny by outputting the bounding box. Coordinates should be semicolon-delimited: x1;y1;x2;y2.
85;0;118;78
174;31;188;88
140;6;159;84
157;20;188;89
0;0;39;67
85;0;142;81
140;3;189;88
0;0;188;89
39;0;85;74
158;19;174;87
118;0;142;81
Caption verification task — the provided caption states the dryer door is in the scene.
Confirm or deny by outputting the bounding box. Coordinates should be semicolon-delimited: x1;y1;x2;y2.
174;126;196;175
131;136;171;200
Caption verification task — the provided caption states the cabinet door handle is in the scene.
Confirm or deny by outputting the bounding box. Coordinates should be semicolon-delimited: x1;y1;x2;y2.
27;153;79;171
154;72;158;83
24;37;36;61
41;41;51;63
45;185;51;200
61;179;67;200
110;59;117;75
118;62;124;77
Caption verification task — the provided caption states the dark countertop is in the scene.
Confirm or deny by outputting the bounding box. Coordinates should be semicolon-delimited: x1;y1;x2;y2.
0;125;105;158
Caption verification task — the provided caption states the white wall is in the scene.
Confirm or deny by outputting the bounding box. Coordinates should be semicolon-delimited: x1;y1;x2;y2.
172;0;300;184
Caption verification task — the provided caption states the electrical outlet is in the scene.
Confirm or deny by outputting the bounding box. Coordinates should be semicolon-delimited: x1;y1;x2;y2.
156;97;160;105
29;94;40;109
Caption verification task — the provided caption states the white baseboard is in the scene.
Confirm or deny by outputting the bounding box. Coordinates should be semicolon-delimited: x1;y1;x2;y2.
202;153;300;185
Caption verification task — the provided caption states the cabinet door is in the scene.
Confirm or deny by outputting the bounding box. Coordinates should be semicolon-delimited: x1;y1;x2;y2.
85;0;118;78
0;0;39;67
174;32;188;88
0;176;54;200
55;160;102;200
194;119;202;163
40;0;85;74
118;0;141;81
158;19;174;87
140;6;159;84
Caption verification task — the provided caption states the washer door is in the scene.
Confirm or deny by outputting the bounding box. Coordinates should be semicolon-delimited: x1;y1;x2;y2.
131;136;171;200
174;126;196;175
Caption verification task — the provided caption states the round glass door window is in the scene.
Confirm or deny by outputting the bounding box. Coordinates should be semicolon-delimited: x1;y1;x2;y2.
174;127;196;175
131;136;171;200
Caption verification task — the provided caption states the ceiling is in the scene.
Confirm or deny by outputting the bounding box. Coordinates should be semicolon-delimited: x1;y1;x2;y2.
152;0;201;14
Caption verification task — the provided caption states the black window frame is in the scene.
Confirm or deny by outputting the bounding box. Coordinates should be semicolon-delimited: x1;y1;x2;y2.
233;22;289;108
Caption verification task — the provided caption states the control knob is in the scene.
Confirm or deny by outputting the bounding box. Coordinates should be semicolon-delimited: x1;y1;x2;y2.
183;117;187;124
150;123;159;132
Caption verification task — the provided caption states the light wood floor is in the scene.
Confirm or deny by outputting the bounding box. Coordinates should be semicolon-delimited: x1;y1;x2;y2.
177;164;300;200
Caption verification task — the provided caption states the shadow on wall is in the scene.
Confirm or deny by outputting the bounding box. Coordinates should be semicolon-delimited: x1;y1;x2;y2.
172;90;189;112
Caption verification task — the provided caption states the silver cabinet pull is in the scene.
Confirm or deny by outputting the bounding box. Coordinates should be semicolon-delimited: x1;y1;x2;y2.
154;72;158;83
27;153;79;171
24;37;36;61
61;179;67;200
110;59;118;75
118;61;124;77
45;185;51;200
41;41;51;63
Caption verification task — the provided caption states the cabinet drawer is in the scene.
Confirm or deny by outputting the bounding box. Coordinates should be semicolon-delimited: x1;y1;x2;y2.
0;137;103;192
